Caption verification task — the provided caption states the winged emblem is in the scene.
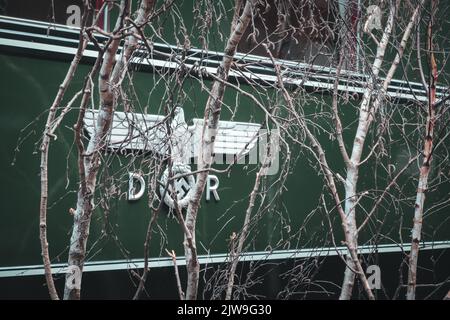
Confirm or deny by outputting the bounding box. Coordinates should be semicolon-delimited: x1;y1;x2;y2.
83;107;261;208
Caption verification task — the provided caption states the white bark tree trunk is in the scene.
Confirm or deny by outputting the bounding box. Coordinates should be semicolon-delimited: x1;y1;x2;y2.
39;3;92;300
407;0;437;299
184;0;254;300
338;0;421;299
64;0;155;300
339;0;398;300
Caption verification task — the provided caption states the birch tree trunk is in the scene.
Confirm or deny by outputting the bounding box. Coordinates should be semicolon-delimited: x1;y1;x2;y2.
183;0;254;300
338;0;421;299
407;0;438;299
268;45;377;300
339;1;398;300
64;0;155;300
39;2;92;299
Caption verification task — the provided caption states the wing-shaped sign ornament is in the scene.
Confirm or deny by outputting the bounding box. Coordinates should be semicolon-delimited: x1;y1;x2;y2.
84;107;278;209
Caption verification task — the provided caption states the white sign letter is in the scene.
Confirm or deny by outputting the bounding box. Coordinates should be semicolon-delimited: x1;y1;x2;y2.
128;172;145;201
206;175;220;201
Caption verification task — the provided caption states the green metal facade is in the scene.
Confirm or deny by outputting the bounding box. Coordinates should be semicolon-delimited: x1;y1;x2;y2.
0;2;449;298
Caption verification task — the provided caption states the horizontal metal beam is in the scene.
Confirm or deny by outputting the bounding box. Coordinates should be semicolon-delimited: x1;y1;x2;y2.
0;240;449;278
1;15;448;103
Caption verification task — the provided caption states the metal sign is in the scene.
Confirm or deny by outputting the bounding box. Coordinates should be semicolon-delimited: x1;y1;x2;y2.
84;107;278;208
